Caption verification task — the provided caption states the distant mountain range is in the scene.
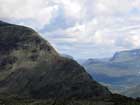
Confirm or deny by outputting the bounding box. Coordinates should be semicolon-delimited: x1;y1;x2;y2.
122;84;140;98
80;49;140;97
111;49;140;62
61;54;74;59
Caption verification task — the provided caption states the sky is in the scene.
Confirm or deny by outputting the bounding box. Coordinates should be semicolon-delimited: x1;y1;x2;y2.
1;0;140;59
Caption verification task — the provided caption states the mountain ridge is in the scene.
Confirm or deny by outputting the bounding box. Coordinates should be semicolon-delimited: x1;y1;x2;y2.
0;20;111;99
110;49;140;62
82;48;140;97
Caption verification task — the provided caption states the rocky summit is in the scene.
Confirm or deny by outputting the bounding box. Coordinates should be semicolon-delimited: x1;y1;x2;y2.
0;21;110;99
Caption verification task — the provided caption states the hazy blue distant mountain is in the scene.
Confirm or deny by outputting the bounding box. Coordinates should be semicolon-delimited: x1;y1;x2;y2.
81;49;140;97
78;58;110;66
123;84;140;98
111;49;140;62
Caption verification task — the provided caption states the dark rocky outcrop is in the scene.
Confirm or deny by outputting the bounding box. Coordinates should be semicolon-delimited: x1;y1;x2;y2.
0;21;111;99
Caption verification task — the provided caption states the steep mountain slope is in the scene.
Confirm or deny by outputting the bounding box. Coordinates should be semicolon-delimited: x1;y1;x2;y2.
0;21;111;99
82;49;140;97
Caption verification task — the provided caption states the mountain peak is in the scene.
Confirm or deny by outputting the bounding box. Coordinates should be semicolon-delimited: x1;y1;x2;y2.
0;22;57;56
110;49;140;62
0;21;111;99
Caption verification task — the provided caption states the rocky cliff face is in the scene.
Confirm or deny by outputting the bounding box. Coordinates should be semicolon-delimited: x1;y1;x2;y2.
0;21;110;99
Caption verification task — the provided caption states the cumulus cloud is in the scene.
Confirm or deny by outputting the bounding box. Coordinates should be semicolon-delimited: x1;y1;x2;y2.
0;0;59;29
1;0;140;58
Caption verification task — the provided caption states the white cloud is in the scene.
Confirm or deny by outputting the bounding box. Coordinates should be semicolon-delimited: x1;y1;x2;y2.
0;0;59;28
126;35;140;48
55;0;83;19
1;0;140;58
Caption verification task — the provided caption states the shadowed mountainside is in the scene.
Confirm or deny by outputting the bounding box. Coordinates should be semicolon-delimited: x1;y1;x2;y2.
0;21;110;99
